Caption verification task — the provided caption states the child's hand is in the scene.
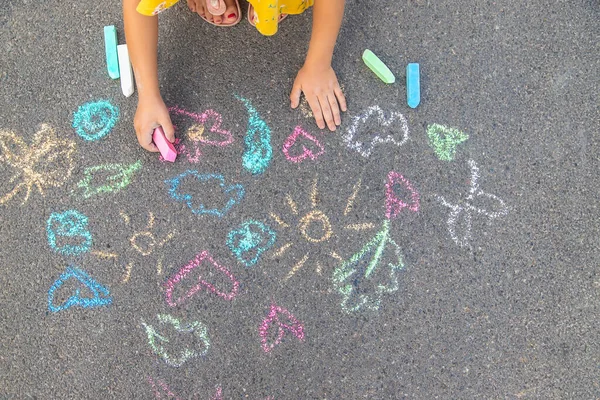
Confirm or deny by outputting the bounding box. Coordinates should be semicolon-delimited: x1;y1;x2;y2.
290;63;347;131
134;94;176;152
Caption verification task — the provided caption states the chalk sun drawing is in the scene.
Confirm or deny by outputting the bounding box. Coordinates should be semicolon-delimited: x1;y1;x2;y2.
227;220;277;267
75;160;142;199
141;314;210;367
235;95;272;174
427;123;469;161
46;210;93;256
435;159;509;247
385;171;420;219
47;266;112;312
259;303;305;353
342;106;409;158
0;124;76;205
282;126;325;163
72;100;119;142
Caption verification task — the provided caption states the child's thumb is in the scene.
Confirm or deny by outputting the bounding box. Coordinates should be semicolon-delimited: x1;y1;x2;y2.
160;118;176;143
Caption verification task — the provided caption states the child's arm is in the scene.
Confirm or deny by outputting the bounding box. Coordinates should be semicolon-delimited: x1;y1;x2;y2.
290;0;347;131
123;0;175;152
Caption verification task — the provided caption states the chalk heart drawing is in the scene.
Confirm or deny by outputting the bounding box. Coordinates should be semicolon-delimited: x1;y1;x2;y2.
282;126;325;163
385;171;420;219
47;266;112;313
342;106;409;158
427;123;469;161
72;100;119;142
164;251;239;307
0;124;77;205
165;171;244;217
227;220;277;267
332;220;405;313
141;314;210;367
75;160;142;199
259;303;305;353
46;210;93;256
235;95;272;174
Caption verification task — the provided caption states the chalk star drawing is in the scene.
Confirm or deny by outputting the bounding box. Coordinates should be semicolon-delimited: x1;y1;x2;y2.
227;220;277;267
141;314;210;367
72;100;119;142
342;106;409;158
47;266;112;312
282;125;325;164
235;95;272;175
259;303;305;353
0;124;77;205
46;210;93;256
75;160;142;199
435;159;509;247
385;171;420;219
426;123;469;161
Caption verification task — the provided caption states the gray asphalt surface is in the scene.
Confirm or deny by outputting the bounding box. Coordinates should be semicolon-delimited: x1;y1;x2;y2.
1;0;599;398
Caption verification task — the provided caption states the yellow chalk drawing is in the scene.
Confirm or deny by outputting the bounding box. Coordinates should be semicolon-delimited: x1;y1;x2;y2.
344;179;362;216
344;223;376;231
299;210;332;243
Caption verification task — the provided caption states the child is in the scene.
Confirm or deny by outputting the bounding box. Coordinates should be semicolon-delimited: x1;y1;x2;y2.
123;0;347;152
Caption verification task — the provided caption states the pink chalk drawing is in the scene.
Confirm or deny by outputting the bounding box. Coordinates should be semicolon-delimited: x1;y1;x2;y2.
282;126;325;163
148;377;181;399
385;171;420;219
259;303;305;353
210;386;223;400
164;251;239;307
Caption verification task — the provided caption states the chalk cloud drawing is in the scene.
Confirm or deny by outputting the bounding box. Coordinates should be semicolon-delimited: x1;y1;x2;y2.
141;314;210;367
72;100;119;142
235;95;272;174
427;123;469;161
259;303;305;353
282;126;325;163
0;124;76;205
46;210;93;256
435;159;509;247
227;220;277;267
47;266;112;312
75;160;142;199
342;106;409;158
385;171;420;219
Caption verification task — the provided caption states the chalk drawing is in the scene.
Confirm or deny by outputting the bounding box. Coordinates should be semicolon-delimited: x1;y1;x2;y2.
47;266;112;312
147;377;181;399
164;251;239;307
427;123;469;161
0;124;76;205
282;126;325;163
235;95;272;174
342;106;409;158
211;386;223;400
75;160;142;199
259;303;305;353
385;171;420;219
227;220;277;267
46;210;93;256
169;107;234;147
141;314;210;367
332;219;405;313
72;100;119;141
435;159;509;247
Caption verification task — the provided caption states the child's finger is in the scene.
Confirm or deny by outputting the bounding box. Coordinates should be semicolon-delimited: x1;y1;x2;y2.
290;84;302;108
327;93;341;126
334;86;347;112
139;131;160;152
160;117;176;143
308;96;326;130
318;94;336;131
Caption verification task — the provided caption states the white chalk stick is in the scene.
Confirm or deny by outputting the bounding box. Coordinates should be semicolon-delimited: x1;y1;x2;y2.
117;44;135;97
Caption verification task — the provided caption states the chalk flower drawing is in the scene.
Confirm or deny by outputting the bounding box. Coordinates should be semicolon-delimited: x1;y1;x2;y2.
0;124;76;205
46;210;93;256
72;100;119;142
47;266;112;313
75;160;142;199
259;303;305;353
227;220;277;267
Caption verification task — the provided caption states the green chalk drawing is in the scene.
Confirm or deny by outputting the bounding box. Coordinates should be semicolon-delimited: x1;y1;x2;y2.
234;95;272;175
427;124;469;161
75;160;142;199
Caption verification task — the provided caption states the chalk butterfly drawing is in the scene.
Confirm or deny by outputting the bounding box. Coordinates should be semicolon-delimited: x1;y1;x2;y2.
47;266;112;312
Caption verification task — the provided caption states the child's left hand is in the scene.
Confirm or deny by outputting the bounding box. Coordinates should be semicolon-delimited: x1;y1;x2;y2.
290;63;347;131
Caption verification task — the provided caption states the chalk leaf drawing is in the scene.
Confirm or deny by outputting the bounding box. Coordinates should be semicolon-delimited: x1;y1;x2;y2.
235;95;272;174
259;303;305;353
72;100;119;142
385;171;420;219
427;123;469;161
435;159;509;247
0;124;77;205
47;266;112;312
342;106;409;158
165;171;244;217
282;126;325;163
75;160;142;199
165;251;239;307
332;220;405;313
227;220;277;267
46;210;93;256
141;314;210;367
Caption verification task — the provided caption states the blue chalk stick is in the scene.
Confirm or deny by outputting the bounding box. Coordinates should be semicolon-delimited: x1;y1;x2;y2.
104;26;120;79
406;63;420;108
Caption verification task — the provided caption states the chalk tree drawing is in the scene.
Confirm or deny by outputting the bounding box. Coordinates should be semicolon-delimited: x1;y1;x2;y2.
46;210;93;256
435;159;509;247
426;123;469;161
282;126;325;163
47;266;112;313
385;171;420;219
235;95;272;174
259;303;305;353
72;100;119;142
0;124;77;205
75;160;142;199
227;220;277;267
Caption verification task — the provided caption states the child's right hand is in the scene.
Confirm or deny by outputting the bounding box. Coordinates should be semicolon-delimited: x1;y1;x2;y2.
134;94;175;152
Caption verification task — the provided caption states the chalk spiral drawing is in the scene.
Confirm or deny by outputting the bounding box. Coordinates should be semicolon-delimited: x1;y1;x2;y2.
47;266;112;312
0;124;76;205
332;220;405;313
72;100;119;142
235;95;272;174
426;123;469;161
46;210;93;256
227;220;277;267
141;314;210;367
259;303;305;353
342;106;409;158
166;171;245;217
435;159;509;247
282;126;325;163
75;160;142;199
164;251;239;307
385;171;420;219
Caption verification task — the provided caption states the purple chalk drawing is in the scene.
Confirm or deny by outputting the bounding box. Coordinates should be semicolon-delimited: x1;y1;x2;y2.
282;126;325;163
385;171;420;219
259;303;305;353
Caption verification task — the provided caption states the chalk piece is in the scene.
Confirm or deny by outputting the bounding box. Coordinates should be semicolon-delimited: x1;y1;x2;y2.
103;26;120;79
117;44;135;97
153;126;177;162
407;63;420;108
362;49;395;84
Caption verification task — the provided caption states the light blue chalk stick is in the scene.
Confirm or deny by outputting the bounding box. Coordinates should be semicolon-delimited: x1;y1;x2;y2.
406;63;420;108
104;25;120;79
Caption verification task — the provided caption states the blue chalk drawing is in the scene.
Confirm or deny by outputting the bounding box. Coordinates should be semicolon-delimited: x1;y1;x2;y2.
165;171;244;217
235;95;272;174
47;266;112;312
227;220;277;267
46;210;93;256
72;100;119;141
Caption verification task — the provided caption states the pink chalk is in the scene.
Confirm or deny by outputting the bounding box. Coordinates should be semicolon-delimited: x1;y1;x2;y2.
152;126;177;162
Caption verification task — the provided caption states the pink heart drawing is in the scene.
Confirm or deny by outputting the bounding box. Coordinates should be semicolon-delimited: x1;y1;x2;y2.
169;107;234;147
385;171;420;219
282;126;325;163
259;303;305;353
